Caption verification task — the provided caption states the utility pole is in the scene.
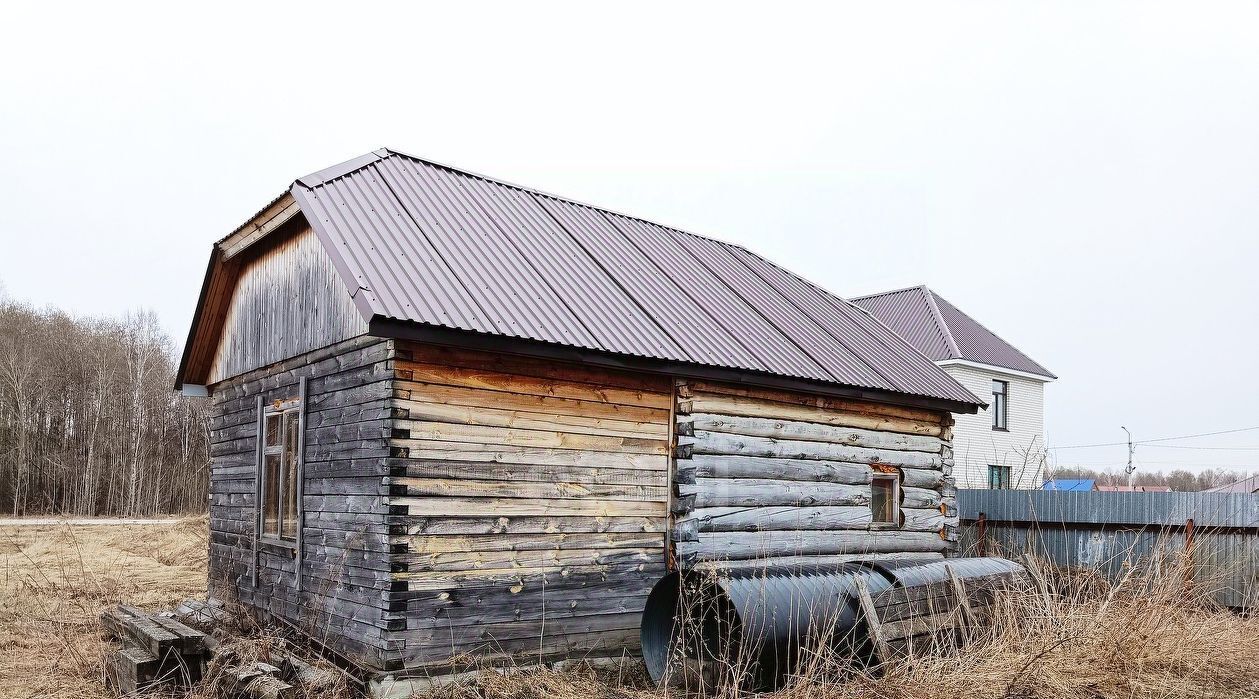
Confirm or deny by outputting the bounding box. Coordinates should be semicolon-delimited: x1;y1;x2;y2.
1121;426;1135;488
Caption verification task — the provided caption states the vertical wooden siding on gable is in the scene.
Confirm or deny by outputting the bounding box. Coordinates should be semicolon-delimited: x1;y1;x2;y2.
672;380;958;567
207;336;403;670
207;225;367;386
386;342;672;668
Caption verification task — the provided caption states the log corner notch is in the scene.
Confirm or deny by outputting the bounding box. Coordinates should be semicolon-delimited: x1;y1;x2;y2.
670;381;959;567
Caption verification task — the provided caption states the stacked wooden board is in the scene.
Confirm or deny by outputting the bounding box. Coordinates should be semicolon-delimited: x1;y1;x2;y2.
101;606;209;693
861;564;1023;660
388;342;672;669
673;381;957;567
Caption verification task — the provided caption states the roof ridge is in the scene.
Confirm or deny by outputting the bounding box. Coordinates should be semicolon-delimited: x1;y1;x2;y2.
929;290;1055;378
920;287;962;358
849;283;930;302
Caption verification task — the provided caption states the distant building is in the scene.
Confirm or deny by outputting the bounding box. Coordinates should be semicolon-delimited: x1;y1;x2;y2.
1043;479;1096;491
1207;475;1259;494
853;286;1056;490
1096;484;1173;493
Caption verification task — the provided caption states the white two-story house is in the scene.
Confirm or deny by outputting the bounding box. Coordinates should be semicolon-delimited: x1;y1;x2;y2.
852;286;1056;489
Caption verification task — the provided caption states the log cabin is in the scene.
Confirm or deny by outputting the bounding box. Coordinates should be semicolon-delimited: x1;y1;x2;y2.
174;148;984;686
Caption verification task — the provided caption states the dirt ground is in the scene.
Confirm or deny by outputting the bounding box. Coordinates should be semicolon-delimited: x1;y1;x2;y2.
0;518;207;699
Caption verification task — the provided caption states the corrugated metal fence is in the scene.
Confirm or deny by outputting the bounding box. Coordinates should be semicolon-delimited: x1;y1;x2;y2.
957;489;1259;609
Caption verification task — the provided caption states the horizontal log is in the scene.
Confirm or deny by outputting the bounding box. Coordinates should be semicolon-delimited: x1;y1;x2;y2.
900;467;945;489
674;506;872;538
683;381;946;425
396;383;668;427
677;478;868;509
395;440;667;471
676;530;950;562
682;393;942;437
394;424;668;455
676;454;871;485
402;531;663;554
901;486;943;509
901;507;948;532
391;476;667;502
395;365;669;409
395;459;667;488
687;431;941;469
391;496;667;519
682;413;942;452
397;403;666;441
402;546;661;573
690;551;945;571
400;562;667;591
397;341;672;393
400;515;665;536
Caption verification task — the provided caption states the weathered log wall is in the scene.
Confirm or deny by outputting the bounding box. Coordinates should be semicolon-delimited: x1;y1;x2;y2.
673;381;958;567
208;336;403;670
387;342;672;669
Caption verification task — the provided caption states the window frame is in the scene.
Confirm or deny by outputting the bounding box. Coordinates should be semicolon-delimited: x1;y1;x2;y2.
870;472;902;528
257;398;303;546
991;379;1009;431
988;464;1012;489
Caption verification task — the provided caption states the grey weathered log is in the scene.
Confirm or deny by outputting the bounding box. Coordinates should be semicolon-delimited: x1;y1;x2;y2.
901;507;947;532
676;454;872;485
677;478;869;508
900;467;945;489
684;413;943;452
676;530;949;562
687;431;942;469
901;486;943;509
674;506;873;539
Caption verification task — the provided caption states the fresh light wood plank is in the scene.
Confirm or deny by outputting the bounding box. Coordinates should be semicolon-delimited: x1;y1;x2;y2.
395;366;669;409
396;383;668;425
397;402;667;440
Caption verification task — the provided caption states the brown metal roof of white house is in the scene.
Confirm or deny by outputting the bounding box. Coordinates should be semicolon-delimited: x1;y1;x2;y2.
851;285;1056;379
240;148;982;409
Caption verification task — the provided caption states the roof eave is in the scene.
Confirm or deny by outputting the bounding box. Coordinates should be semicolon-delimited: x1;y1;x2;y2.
368;316;983;415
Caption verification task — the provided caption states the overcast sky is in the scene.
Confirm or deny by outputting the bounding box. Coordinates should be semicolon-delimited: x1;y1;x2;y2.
1;2;1256;475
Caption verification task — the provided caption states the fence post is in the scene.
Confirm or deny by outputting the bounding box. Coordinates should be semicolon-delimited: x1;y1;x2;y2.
977;512;987;557
1183;517;1196;593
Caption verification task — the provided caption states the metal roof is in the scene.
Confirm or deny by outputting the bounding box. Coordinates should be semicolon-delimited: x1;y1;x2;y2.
1042;478;1096;491
276;149;982;408
851;285;1056;379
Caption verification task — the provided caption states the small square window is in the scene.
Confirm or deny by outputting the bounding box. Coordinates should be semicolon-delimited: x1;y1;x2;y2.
988;464;1012;489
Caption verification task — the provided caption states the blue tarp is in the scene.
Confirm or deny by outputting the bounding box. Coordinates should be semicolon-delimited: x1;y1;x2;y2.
1043;478;1096;491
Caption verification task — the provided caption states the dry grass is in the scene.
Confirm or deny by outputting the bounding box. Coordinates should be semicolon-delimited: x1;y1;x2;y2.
0;518;207;699
427;552;1259;699
2;523;1257;699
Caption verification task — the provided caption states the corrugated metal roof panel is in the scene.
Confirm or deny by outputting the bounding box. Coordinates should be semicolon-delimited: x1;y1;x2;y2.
852;285;1055;379
605;215;832;382
728;249;978;402
289;149;984;407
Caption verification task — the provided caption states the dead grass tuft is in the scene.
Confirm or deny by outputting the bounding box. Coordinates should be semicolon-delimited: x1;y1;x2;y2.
0;517;206;699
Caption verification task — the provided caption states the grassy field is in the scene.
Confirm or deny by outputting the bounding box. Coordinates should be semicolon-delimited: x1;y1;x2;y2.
2;521;1258;699
0;518;207;699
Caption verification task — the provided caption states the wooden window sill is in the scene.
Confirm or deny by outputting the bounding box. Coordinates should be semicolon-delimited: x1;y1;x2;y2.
258;538;297;556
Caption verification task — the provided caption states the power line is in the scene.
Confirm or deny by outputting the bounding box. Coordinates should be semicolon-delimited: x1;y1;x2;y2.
1142;444;1259;451
1050;425;1259;450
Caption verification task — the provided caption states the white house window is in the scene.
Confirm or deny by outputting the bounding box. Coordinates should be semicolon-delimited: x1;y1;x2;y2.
991;380;1009;431
260;405;301;541
988;464;1012;489
870;473;900;525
